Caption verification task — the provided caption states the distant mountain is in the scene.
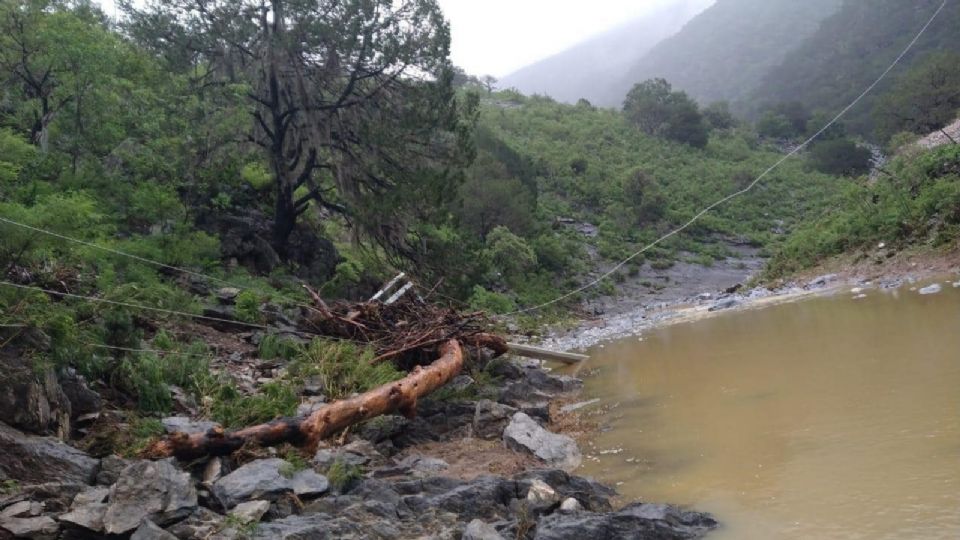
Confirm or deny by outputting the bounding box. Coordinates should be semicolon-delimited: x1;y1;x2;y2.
617;0;844;106
751;0;960;135
498;0;714;107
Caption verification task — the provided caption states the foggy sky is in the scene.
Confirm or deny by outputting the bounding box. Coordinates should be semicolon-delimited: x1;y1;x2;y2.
441;0;694;77
97;0;687;78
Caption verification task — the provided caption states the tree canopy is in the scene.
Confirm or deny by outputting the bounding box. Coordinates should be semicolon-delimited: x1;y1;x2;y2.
623;78;708;148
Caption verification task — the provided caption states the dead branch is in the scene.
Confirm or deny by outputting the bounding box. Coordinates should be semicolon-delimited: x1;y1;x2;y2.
144;340;465;461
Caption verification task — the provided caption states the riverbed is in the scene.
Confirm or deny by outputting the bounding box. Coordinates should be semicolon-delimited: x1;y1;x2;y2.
571;279;960;539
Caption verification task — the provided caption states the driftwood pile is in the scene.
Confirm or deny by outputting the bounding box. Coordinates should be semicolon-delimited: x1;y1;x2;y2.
146;296;509;460
300;298;508;368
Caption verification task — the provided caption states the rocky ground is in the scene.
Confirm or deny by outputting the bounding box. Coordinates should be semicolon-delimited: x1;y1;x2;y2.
0;304;718;539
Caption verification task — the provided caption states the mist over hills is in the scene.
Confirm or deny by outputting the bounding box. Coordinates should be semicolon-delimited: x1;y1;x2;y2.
498;0;714;106
751;0;960;134
617;0;844;106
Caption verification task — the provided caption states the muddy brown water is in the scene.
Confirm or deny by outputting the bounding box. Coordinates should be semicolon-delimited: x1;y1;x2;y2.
573;281;960;539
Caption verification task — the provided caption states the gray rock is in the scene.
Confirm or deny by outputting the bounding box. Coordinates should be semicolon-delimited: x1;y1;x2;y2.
472;400;519;439
213;459;328;509
216;288;241;304
807;273;838;288
58;368;102;419
395;455;449;477
0;421;98;485
708;297;740;312
103;460;197;535
290;469;330;498
166;508;226;540
59;502;108;532
0;355;71;437
230;500;269;524
96;455;130;486
131;520;178;540
463;519;506;540
526;479;560;507
295;396;327;417
313;440;382;469
0;515;59;539
58;486;111;531
161;417;221;435
534;503;717;540
503;413;582;470
0;501;40;520
919;283;942;295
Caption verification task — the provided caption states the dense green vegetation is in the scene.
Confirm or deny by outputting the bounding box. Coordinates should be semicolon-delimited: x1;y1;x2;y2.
767;144;960;277
754;0;960;138
618;0;843;105
0;0;956;426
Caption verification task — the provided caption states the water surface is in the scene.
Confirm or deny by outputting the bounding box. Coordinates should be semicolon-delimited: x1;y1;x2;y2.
576;282;960;539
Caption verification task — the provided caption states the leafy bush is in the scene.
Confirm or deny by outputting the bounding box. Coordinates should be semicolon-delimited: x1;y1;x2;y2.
468;285;516;314
288;339;402;401
808;139;872;177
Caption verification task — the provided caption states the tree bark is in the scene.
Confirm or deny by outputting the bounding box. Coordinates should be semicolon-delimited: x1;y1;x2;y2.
144;340;465;461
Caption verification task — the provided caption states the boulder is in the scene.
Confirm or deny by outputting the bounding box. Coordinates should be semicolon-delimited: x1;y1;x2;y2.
229;500;270;524
533;503;717;540
503;413;582;470
102;460;197;535
472;400;519;439
165;508;226;540
0;422;98;485
57;369;101;421
463;519;506;540
0;355;71;437
0;516;58;539
0;501;40;520
95;455;130;486
131;520;178;540
213;459;328;509
559;498;583;513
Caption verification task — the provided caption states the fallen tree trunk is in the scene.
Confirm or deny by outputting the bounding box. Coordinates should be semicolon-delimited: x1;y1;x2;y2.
145;340;465;461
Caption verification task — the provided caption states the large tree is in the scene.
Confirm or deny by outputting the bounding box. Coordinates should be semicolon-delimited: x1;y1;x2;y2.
874;51;960;142
122;0;475;261
623;78;708;148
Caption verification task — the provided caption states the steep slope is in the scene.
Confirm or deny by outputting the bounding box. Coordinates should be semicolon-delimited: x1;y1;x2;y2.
498;0;714;107
615;0;843;105
752;0;960;136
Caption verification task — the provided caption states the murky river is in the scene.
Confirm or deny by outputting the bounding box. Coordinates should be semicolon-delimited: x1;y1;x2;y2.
575;281;960;539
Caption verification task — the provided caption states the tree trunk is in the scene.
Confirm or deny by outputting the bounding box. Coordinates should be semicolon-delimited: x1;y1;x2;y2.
144;340;465;461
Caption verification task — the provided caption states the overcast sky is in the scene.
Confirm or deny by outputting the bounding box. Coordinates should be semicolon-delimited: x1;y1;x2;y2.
98;0;681;77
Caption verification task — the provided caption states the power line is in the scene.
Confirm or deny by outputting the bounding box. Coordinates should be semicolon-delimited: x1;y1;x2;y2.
508;0;949;316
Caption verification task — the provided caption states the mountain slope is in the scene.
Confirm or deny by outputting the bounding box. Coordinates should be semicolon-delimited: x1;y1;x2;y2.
615;0;843;105
498;0;714;107
752;0;960;136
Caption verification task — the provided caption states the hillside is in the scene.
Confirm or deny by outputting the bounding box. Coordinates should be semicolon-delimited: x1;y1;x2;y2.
753;0;960;137
614;0;843;106
497;0;713;106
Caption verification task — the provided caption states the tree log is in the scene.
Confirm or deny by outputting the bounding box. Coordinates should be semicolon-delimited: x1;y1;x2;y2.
144;340;465;461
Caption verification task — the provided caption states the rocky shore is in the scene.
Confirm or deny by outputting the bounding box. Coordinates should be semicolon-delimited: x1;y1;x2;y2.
0;332;717;539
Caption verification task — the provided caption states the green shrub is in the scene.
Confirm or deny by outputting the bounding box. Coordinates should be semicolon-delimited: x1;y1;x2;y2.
468;285;516;314
234;291;263;323
326;460;365;491
288;339;402;401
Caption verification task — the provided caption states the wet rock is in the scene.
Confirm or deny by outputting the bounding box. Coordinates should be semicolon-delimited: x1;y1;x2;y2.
708;297;740;312
161;417;220;435
95;455;130;486
0;516;59;539
0;355;71;437
213;459;328;509
534;503;717;540
103;460;197;535
472;400;519;439
0;422;98;485
807;274;838;288
58;369;102;419
131;520;178;540
229;500;269;523
463;519;506;540
919;284;942;295
503;413;581;470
